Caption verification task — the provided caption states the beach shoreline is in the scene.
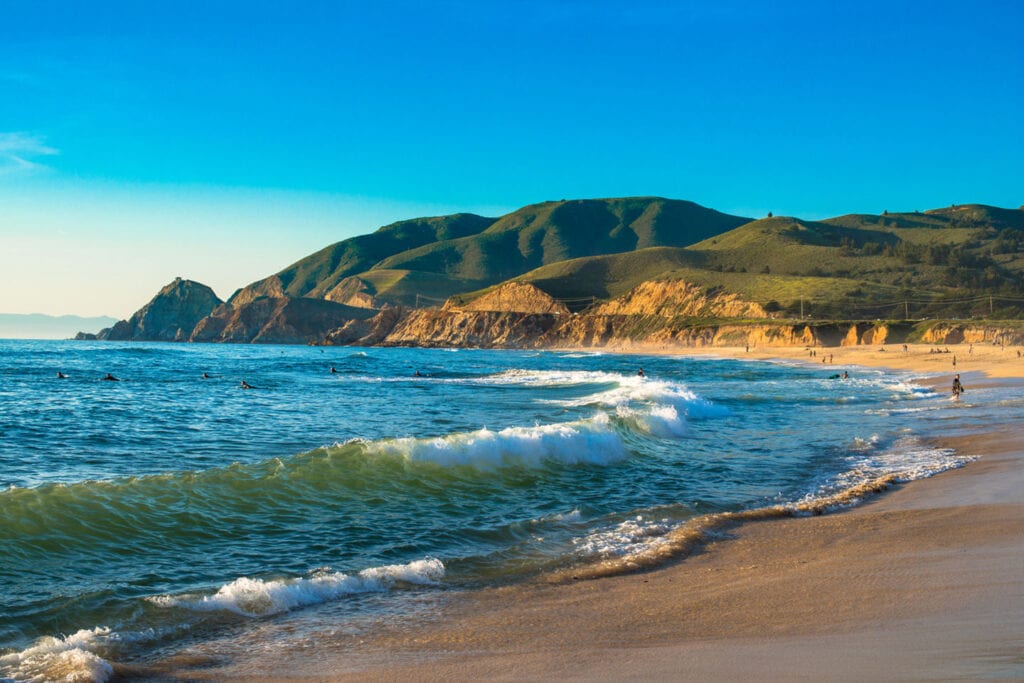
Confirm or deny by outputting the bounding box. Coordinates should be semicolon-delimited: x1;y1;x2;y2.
183;343;1024;682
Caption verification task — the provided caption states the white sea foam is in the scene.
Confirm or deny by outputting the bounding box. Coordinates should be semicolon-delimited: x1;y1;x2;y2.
151;558;444;618
0;627;117;683
364;415;628;468
833;435;974;489
480;369;625;387
793;434;975;513
573;515;674;560
559;375;728;418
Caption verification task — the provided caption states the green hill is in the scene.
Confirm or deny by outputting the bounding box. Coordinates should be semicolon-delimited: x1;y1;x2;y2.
226;198;1024;322
230;213;496;304
496;204;1024;319
373;197;750;284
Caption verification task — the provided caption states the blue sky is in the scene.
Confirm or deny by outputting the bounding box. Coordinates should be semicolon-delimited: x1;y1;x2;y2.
1;0;1021;317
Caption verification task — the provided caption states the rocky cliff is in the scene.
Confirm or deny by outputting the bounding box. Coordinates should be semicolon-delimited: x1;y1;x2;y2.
190;296;375;344
590;280;766;318
324;280;822;349
447;282;570;315
93;278;223;342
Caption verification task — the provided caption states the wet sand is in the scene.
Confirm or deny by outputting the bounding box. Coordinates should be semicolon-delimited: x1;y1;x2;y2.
201;344;1024;682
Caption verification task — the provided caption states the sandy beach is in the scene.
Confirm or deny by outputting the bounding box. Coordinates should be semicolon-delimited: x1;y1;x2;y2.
203;343;1024;682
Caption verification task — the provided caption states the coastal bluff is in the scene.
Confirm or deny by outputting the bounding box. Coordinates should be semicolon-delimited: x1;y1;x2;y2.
79;278;222;342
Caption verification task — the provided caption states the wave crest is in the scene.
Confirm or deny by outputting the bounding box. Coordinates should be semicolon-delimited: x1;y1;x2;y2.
0;627;117;683
151;558;445;618
364;415;629;468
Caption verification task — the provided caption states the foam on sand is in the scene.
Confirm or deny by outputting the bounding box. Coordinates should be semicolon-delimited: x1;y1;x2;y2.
560;436;975;581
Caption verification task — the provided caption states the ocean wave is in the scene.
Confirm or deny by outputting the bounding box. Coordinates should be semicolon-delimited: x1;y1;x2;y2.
478;368;625;387
151;558;444;618
557;375;728;418
363;414;629;468
614;404;687;438
0;627;117;683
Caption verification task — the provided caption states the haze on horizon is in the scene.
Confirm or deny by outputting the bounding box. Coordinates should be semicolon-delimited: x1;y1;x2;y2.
1;0;1021;319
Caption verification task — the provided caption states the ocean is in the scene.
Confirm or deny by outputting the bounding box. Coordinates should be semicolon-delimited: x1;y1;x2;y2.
0;339;1007;681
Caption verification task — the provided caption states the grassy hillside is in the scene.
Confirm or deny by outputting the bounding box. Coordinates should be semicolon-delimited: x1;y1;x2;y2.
228;198;1024;321
372;197;750;284
500;204;1024;319
229;213;495;303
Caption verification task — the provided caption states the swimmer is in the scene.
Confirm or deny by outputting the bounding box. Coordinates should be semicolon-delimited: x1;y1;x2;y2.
637;368;645;377
330;366;337;374
951;374;964;400
57;371;67;379
240;380;253;390
202;372;210;379
101;373;119;381
843;371;849;379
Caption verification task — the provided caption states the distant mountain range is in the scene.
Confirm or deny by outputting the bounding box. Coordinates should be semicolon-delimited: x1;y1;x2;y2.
82;197;1024;345
1;314;118;340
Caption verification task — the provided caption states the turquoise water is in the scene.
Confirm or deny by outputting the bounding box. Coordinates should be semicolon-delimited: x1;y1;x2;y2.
0;340;1002;681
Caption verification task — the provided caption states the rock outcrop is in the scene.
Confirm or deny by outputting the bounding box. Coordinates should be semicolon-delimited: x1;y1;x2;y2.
591;280;766;318
190;296;376;344
96;278;223;342
916;323;1021;345
447;282;569;315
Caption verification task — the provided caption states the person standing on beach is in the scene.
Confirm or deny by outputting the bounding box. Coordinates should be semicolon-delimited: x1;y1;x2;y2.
952;374;964;400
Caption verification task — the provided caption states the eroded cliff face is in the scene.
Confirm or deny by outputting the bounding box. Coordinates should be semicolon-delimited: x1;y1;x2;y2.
229;276;287;307
917;324;1022;345
446;282;570;315
191;296;376;344
325;280;801;348
97;278;222;342
591;280;766;318
378;309;563;348
326;307;829;350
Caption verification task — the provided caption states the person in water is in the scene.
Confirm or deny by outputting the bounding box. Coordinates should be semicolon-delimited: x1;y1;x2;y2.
240;380;253;390
57;371;67;379
329;366;337;374
202;372;210;379
101;373;119;381
637;368;645;377
952;374;964;399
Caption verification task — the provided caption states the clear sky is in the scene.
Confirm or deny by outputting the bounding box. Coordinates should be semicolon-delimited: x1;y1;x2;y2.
2;0;1021;318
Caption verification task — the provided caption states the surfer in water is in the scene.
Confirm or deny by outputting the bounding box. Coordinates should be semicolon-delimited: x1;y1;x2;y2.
240;380;254;390
101;373;119;381
57;371;68;379
330;366;337;374
952;374;964;400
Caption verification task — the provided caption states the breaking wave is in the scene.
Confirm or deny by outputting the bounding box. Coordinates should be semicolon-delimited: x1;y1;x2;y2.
363;414;629;468
151;558;445;617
